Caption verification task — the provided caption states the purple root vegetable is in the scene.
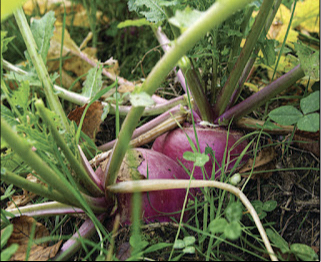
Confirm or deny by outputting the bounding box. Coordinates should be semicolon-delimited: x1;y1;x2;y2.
152;125;249;179
100;148;194;224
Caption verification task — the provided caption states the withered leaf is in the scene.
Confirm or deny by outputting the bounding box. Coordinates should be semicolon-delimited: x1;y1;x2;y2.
239;146;277;179
67;101;104;139
7;216;62;261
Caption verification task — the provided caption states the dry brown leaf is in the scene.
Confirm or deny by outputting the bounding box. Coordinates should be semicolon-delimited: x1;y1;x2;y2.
6;174;45;210
239;146;277;179
7;216;62;261
23;0;109;27
67;101;104;139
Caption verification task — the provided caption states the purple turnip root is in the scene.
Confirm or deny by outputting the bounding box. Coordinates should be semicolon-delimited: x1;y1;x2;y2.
100;148;194;225
152;125;248;179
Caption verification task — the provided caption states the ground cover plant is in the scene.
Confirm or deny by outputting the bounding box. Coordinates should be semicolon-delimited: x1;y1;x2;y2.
1;0;319;261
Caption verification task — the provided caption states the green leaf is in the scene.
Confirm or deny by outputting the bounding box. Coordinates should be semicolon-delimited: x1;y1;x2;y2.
82;65;103;99
208;218;228;234
224;221;242;241
183;151;209;167
0;244;19;261
266;228;290;253
260;39;276;66
183;246;195;254
118;18;151;28
1;31;15;56
169;7;204;33
183;236;195;246
1;105;19;128
262;200;277;212
290;243;319;261
297;113;320;132
128;0;178;23
1;224;13;248
269;106;303;125
294;42;319;80
300;91;320;115
12;80;30;113
173;239;185;249
225;202;243;222
144;243;172;253
129;91;155;107
30;11;56;64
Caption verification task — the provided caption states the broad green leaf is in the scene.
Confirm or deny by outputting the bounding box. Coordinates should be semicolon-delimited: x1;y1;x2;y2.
208;218;228;234
130;92;155;107
294;42;319;80
269;106;303;125
297;113;320;132
169;7;204;33
262;200;277;212
290;243;319;261
128;0;178;23
183;151;209;167
173;239;185;249
0;244;19;261
224;221;242;241
118;18;151;28
300;91;320;115
82;65;103;99
30;11;56;64
225;202;243;222
266;228;290;253
183;246;195;254
183;236;195;246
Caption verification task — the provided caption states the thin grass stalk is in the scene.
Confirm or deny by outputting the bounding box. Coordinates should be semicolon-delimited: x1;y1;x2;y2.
107;179;278;261
213;0;275;118
13;7;70;132
104;0;255;190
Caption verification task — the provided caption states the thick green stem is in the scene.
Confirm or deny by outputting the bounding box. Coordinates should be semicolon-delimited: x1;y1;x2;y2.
213;0;275;118
104;0;255;191
2;170;76;207
35;99;104;197
13;7;70;132
1;117;80;206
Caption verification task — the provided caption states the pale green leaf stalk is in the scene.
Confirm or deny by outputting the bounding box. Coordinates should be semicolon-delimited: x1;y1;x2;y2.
13;7;70;132
104;0;255;190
